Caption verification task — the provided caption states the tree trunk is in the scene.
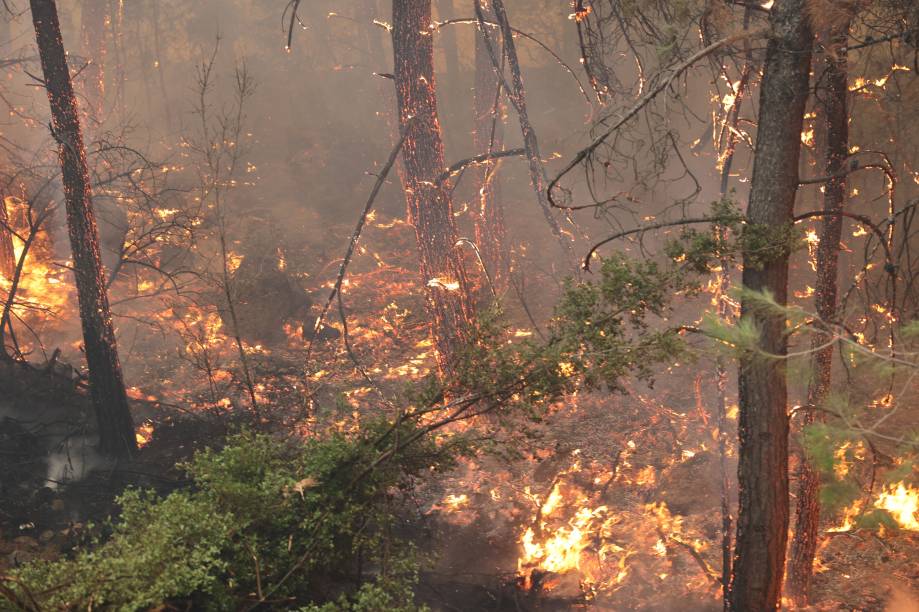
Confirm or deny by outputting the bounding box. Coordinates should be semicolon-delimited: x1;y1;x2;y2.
108;0;126;120
729;1;813;610
472;0;508;293
436;0;460;81
477;0;570;255
150;0;173;130
786;16;851;606
0;198;14;279
30;0;136;458
79;0;107;121
392;0;474;367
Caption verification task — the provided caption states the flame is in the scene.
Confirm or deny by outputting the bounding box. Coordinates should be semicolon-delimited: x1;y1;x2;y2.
0;197;71;329
568;5;592;21
135;421;155;448
226;252;244;273
828;499;863;532
804;228;819;272
875;483;919;531
801;127;815;147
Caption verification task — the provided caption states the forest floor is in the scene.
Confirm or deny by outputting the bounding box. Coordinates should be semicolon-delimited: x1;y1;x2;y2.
1;212;918;610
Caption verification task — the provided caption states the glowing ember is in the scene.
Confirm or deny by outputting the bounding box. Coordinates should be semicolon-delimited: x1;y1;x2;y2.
426;277;460;291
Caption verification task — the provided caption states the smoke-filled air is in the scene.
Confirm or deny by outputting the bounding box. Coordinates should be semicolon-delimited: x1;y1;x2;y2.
2;1;919;610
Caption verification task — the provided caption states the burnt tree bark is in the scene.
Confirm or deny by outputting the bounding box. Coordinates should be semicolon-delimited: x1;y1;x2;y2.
30;0;136;458
0;197;14;279
729;1;813;610
786;15;852;605
79;0;107;120
472;0;508;292
392;0;474;366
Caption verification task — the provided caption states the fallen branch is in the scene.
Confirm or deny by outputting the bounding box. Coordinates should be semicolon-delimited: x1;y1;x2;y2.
307;125;410;363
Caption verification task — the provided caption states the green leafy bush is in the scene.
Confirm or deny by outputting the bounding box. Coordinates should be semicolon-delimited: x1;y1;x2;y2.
4;426;450;610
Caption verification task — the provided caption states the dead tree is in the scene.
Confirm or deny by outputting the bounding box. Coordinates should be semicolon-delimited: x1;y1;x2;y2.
729;1;813;609
472;0;509;293
392;0;474;367
29;0;136;458
786;12;853;605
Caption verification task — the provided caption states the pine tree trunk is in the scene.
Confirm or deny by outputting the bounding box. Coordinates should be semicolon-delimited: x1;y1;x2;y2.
392;0;474;367
0;198;14;279
786;17;851;606
479;0;570;255
30;0;136;458
79;0;107;120
729;1;813;609
436;0;460;81
150;0;173;130
472;0;508;293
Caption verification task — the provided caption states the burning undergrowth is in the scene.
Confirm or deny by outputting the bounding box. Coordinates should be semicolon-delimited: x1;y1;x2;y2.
5;194;919;609
421;380;729;611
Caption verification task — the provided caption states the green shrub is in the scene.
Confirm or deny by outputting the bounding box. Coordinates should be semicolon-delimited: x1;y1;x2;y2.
4;426;449;610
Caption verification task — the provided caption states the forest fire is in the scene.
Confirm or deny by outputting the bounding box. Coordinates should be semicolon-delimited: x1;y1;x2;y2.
2;0;919;610
0;196;71;323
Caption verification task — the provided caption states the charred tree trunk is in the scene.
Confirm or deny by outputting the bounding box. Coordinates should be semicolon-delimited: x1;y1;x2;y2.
0;197;14;279
79;0;107;121
392;0;474;367
729;1;812;610
472;0;508;293
30;0;136;458
786;16;851;606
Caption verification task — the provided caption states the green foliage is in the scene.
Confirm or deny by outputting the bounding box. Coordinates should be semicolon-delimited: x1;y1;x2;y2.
802;422;852;476
6;429;446;610
740;221;803;270
552;253;685;388
299;556;425;612
452;252;690;414
12;489;234;610
664;199;744;274
701;311;761;355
